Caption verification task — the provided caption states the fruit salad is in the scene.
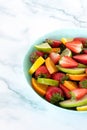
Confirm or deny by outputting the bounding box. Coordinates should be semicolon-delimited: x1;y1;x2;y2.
28;37;87;111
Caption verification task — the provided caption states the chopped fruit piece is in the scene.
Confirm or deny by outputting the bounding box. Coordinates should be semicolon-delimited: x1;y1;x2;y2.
35;65;51;78
76;105;87;111
30;51;44;63
29;56;45;74
67;74;87;81
37;78;59;86
71;88;87;100
50;48;60;53
49;52;60;64
46;39;61;47
79;78;87;88
31;78;48;96
59;56;78;68
78;63;87;68
35;43;52;53
59;84;71;99
56;65;85;74
45;86;64;104
63;80;78;90
83;48;87;54
73;54;87;65
61;48;72;57
59;95;87;108
74;37;87;45
45;57;58;74
51;72;65;82
65;40;83;53
61;38;73;45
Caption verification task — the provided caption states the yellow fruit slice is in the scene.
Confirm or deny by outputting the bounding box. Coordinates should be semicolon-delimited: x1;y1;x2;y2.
29;56;45;74
63;80;78;90
76;105;87;111
61;38;73;45
45;57;58;74
31;78;48;96
67;73;87;81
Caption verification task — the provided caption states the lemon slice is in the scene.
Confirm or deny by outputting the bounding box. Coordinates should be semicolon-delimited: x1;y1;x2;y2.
76;105;87;111
61;38;73;45
61;48;72;57
29;56;45;74
37;78;59;86
35;43;52;53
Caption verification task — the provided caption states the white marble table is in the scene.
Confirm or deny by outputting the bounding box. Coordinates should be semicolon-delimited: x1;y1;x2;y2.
0;0;87;130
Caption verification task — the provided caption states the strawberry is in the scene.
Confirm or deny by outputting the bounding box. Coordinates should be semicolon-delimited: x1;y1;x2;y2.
59;56;78;68
70;88;87;100
30;51;44;63
46;39;61;48
35;65;51;78
74;37;87;46
65;40;83;53
59;84;71;99
51;72;65;82
83;48;87;54
45;86;64;104
73;54;87;65
79;78;87;88
49;52;60;64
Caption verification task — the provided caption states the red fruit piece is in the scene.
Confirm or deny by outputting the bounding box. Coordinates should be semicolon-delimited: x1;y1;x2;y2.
49;52;60;64
65;40;83;53
46;39;61;48
59;56;78;68
79;78;87;88
51;72;65;82
73;54;87;65
74;37;87;45
30;51;44;63
45;86;64;104
83;48;87;54
59;84;71;99
71;88;87;100
35;65;51;78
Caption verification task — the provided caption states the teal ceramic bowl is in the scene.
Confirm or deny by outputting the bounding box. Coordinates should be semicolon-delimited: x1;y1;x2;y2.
23;28;87;115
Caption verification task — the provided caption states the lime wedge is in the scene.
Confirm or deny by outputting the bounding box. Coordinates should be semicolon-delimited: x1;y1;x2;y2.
35;43;52;53
37;78;59;86
61;48;72;57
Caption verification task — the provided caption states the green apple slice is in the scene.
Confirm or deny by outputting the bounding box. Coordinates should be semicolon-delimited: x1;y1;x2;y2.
37;78;59;86
35;43;52;53
56;65;85;74
59;95;87;108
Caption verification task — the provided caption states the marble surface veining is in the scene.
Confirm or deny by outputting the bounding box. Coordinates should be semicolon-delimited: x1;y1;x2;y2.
0;0;87;130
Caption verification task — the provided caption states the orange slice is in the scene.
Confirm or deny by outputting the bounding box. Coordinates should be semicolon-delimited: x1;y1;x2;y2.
45;57;58;74
63;80;78;90
31;78;48;96
67;74;87;81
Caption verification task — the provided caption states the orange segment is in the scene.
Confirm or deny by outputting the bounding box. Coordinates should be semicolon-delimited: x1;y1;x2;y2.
31;78;48;96
50;48;60;53
63;80;78;90
67;74;87;81
45;57;58;74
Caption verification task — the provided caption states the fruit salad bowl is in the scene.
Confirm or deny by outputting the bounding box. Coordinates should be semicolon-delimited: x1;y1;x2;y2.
23;28;87;114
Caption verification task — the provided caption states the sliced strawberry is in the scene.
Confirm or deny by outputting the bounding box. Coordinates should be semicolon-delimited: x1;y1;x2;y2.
71;88;87;100
49;52;60;64
51;72;65;82
83;48;87;54
65;40;83;53
46;39;61;48
30;51;44;63
74;37;87;46
79;78;87;88
73;54;87;65
59;56;78;68
45;86;64;104
59;84;71;99
35;65;51;78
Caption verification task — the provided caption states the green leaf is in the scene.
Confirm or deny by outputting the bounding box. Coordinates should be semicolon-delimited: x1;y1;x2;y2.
80;80;87;88
50;93;64;104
